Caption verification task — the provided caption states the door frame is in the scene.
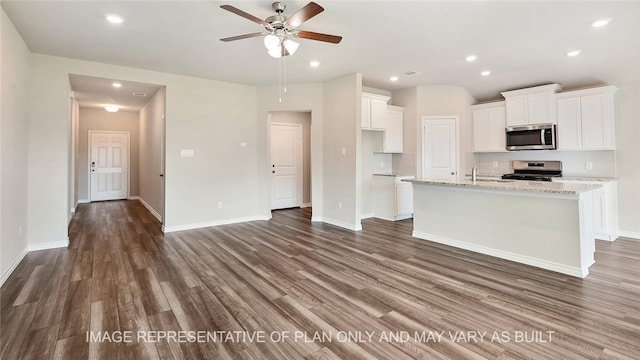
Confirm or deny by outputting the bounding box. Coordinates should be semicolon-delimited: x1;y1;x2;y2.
269;121;304;210
88;130;131;201
420;115;460;179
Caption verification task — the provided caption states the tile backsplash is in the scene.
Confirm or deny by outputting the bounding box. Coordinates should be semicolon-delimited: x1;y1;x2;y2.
373;153;393;174
475;150;616;177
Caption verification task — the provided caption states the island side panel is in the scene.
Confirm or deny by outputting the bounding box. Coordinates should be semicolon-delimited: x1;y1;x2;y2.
411;184;594;277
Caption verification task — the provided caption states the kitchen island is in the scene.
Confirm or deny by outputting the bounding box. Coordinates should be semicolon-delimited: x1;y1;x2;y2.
405;178;601;277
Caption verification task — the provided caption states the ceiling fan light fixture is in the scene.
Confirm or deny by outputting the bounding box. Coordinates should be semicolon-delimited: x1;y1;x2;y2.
283;39;299;55
268;46;283;58
264;34;280;50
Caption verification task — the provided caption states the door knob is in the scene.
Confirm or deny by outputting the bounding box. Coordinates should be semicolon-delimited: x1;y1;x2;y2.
451;172;455;175
272;170;275;174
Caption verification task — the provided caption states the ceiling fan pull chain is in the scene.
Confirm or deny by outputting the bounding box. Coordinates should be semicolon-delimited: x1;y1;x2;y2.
284;56;287;93
278;56;283;103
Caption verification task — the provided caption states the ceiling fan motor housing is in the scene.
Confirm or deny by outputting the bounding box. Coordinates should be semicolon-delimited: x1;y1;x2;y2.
272;2;286;13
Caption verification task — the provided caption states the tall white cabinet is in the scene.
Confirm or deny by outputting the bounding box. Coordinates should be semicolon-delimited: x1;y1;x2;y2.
472;101;506;152
556;86;616;151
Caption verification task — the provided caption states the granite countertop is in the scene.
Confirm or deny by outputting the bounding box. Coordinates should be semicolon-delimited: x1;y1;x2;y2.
464;174;617;182
372;173;416;178
404;178;601;194
554;176;617;182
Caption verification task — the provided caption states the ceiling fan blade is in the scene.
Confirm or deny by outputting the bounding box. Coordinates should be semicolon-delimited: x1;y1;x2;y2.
295;30;342;44
285;2;324;28
220;5;268;26
220;32;264;42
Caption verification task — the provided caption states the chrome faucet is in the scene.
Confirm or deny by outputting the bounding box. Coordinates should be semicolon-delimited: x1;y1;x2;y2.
472;165;478;182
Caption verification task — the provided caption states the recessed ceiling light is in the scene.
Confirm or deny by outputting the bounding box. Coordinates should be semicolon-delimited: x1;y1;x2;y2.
106;14;124;24
567;50;582;57
481;70;491;76
112;82;122;88
591;18;611;27
309;61;320;67
465;55;478;62
104;105;120;112
390;76;399;82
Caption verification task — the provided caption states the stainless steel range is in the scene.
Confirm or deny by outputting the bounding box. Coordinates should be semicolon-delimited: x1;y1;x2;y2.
501;160;562;182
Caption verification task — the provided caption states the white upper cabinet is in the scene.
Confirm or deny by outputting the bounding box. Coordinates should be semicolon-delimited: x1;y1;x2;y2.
501;84;562;126
373;105;404;153
361;92;390;130
556;86;616;151
472;101;506;152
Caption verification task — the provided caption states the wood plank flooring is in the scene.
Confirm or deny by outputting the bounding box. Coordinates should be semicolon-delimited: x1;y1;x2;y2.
1;200;639;359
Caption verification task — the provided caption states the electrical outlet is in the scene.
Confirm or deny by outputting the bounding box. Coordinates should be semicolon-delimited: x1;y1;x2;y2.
493;161;498;168
586;162;593;170
218;201;223;209
380;161;385;168
338;201;342;209
340;148;346;156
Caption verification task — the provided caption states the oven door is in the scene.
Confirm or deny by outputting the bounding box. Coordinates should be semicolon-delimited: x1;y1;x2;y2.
506;125;556;150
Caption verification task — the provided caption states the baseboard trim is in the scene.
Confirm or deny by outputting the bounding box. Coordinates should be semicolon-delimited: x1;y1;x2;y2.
322;218;362;232
301;203;312;208
28;238;69;252
412;231;588;278
360;213;375;219
311;216;323;222
163;215;271;233
77;199;90;204
132;197;162;222
0;247;28;287
618;230;640;240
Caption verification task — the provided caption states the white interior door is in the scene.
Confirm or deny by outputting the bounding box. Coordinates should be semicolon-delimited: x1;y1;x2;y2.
90;131;129;201
422;116;458;179
271;123;302;210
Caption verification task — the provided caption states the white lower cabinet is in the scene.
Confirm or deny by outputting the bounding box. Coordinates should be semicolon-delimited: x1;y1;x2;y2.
553;179;619;241
373;175;414;221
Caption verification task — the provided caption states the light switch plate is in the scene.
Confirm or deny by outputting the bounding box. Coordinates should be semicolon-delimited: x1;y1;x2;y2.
180;149;194;157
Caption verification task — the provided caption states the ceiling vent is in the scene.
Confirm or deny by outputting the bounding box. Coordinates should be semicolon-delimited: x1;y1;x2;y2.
403;70;420;76
132;92;147;97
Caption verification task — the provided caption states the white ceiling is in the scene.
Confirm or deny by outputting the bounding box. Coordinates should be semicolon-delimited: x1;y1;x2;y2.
3;1;639;101
69;74;162;111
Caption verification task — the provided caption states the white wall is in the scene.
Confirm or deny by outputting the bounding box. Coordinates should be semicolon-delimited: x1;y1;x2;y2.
269;111;311;205
78;108;140;200
614;80;640;236
1;8;30;284
139;88;165;219
391;87;418;175
257;83;324;220
323;73;362;230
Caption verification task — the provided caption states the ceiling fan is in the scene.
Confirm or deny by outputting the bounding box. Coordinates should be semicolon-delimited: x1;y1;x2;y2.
220;2;342;58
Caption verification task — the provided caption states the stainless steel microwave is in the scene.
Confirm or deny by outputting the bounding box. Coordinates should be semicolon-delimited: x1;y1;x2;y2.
505;124;556;151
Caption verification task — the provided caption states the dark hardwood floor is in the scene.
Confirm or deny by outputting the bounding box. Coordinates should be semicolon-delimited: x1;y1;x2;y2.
1;200;639;359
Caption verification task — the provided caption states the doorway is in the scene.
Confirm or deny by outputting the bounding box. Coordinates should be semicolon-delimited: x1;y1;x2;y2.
421;116;459;179
269;111;312;211
89;131;130;201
